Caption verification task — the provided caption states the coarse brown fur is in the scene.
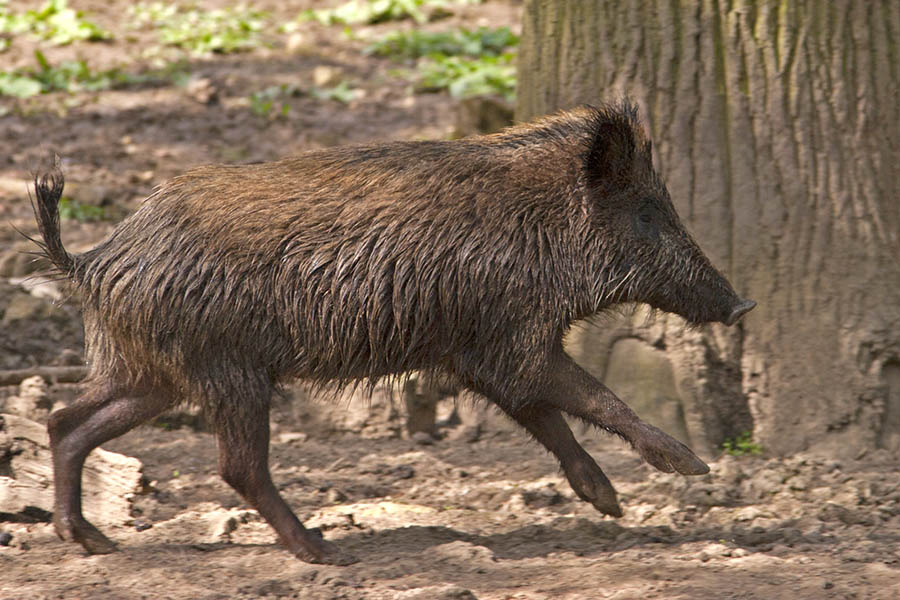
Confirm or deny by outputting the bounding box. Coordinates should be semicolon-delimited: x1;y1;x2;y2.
32;101;755;563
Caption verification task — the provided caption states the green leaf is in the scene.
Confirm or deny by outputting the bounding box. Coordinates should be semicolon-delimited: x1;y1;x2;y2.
0;72;42;98
131;3;266;55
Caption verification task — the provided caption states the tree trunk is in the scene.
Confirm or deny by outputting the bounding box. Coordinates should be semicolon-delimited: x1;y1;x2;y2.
517;0;900;456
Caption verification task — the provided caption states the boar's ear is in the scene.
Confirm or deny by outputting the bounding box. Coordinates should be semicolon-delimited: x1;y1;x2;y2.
584;109;637;190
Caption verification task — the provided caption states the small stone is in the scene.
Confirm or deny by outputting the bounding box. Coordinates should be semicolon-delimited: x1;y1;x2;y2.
786;475;809;491
521;485;564;508
699;542;730;561
326;488;347;503
823;581;834;590
278;432;308;444
735;506;763;522
19;376;48;399
396;585;478;600
209;513;239;539
5;376;53;421
305;510;354;532
133;518;153;532
390;465;415;480
0;532;12;546
313;65;343;88
681;483;730;507
286;32;306;52
186;77;218;104
434;540;495;564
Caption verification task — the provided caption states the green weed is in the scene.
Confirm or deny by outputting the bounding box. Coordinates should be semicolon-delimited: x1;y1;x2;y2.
366;26;517;60
722;431;763;457
249;84;296;118
0;72;43;98
0;50;186;98
299;0;468;26
58;196;109;222
310;80;359;104
29;49;121;92
416;52;515;100
130;3;266;55
0;50;123;98
127;1;179;27
0;0;110;46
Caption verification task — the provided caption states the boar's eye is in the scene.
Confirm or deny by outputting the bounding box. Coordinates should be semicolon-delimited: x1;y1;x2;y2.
634;203;659;239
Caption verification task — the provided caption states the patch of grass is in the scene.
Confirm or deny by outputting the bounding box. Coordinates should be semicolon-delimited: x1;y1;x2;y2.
415;52;515;100
28;49;123;93
0;0;110;46
0;50;187;98
310;80;359;104
127;1;178;27
130;3;267;55
722;431;763;457
367;26;516;60
300;0;470;26
249;84;296;118
366;25;518;101
0;50;124;98
366;26;517;60
58;196;109;222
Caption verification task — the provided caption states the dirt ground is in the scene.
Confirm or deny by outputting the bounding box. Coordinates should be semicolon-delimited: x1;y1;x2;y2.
1;1;899;599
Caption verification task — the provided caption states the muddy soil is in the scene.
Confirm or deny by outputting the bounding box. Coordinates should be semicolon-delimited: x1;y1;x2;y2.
1;1;899;599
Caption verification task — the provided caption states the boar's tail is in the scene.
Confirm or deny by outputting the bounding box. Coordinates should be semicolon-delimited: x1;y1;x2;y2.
30;166;76;276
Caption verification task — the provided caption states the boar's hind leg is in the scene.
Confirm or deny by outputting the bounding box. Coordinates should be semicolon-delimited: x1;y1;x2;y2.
48;382;173;554
544;351;710;476
506;405;622;517
212;389;357;565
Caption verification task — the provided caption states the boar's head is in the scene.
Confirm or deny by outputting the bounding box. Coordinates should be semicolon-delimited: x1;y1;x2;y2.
582;103;755;326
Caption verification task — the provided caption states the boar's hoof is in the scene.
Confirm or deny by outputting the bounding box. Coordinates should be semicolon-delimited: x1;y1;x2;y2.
724;299;757;326
565;463;623;517
63;520;118;555
297;539;359;566
632;423;709;476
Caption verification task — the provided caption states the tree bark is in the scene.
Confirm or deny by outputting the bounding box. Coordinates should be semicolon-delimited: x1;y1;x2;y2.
517;0;900;456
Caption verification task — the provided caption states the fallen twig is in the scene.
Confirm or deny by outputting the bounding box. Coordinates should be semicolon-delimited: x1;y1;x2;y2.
0;366;87;386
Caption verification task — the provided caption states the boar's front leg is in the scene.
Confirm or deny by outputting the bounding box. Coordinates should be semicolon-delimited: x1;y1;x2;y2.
543;349;709;476
502;404;622;517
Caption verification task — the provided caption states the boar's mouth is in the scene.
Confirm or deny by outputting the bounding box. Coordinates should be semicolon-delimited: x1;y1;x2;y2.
644;283;756;328
723;298;756;326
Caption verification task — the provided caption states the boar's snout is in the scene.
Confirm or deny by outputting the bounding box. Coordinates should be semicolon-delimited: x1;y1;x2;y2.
722;298;756;326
